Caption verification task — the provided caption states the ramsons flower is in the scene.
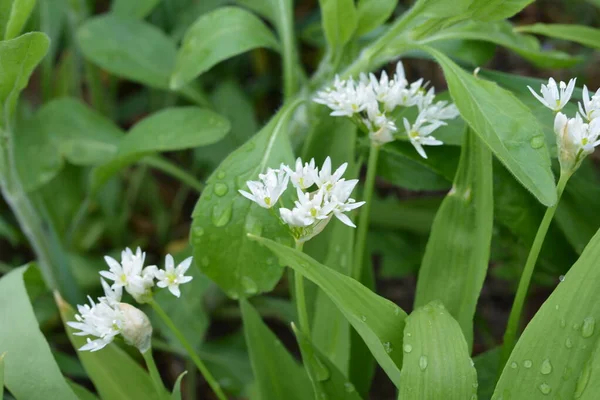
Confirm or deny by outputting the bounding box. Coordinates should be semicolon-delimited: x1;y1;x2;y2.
155;254;193;298
528;77;576;112
239;166;289;209
554;112;600;171
313;60;460;158
578;85;600;122
100;247;157;304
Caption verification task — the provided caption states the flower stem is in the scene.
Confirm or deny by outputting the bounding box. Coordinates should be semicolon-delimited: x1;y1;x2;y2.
149;300;227;400
500;172;570;368
352;144;380;281
294;241;310;337
141;348;166;397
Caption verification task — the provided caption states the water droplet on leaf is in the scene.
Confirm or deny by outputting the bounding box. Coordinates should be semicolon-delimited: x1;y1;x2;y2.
419;355;428;371
403;344;412;353
540;359;552;375
217;171;226;179
538;383;551;395
510;362;518;369
344;382;355;393
383;342;393;353
530;136;545;149
212;204;232;227
214;183;229;197
523;360;532;369
574;360;591;398
565;338;573;348
582;317;595;338
241;276;258;294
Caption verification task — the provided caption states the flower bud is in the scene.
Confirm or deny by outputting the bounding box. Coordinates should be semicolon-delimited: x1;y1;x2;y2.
118;303;153;353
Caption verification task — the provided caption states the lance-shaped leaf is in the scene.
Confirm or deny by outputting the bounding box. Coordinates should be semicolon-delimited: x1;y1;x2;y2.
190;101;299;299
293;324;362;399
241;300;312;400
424;46;557;206
516;23;600;50
318;0;357;49
0;266;78;400
249;235;407;388
414;128;493;349
170;7;279;89
398;301;478;399
355;0;397;36
171;372;187;400
1;0;36;40
55;293;162;400
494;227;600;399
467;0;534;21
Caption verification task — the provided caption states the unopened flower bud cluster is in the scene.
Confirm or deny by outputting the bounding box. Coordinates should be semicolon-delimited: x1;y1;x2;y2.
68;248;193;352
239;157;365;242
529;77;600;172
313;60;460;158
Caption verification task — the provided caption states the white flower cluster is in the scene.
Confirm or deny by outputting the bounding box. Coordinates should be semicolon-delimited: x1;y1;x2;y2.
313;61;460;158
68;248;193;352
239;157;365;242
529;77;600;172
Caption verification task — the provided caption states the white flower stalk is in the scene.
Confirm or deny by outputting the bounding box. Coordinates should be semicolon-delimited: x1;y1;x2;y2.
554;112;600;172
155;254;194;298
100;247;157;304
578;85;600;122
528;77;576;112
313;60;460;157
285;158;317;190
403;116;446;159
239;166;289;208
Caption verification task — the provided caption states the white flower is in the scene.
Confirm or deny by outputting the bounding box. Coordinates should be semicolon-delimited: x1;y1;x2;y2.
313;76;375;117
419;100;460;121
578;85;600;122
312;157;348;190
239;166;289;208
324;179;365;227
280;188;330;228
284;158;317;190
528;77;576;112
364;104;397;145
155;255;193;298
554;112;600;171
100;247;157;304
403;116;446;159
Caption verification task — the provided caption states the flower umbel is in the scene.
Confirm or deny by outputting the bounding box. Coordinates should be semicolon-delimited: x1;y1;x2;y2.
100;247;157;303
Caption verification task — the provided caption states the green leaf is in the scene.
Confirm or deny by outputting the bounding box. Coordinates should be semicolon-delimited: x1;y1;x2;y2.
355;0;397;36
55;293;162;400
473;348;500;400
190;101;299;299
369;196;440;234
77;14;176;89
517;23;600;50
111;0;161;19
293;324;363;399
0;0;36;40
0;352;3;400
91;106;229;192
494;227;600;399
0;32;49;128
170;6;279;90
68;380;99;400
422;20;581;69
249;235;407;388
240;300;313;400
0;266;77;400
467;0;534;21
170;371;187;400
318;0;357;49
399;301;478;399
425;46;557;206
414;129;493;349
413;0;473;18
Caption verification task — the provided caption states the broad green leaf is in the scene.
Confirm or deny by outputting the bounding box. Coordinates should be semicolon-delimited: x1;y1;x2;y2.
473;348;500;400
91;107;229;192
77;14;176;88
0;0;36;40
517;23;600;50
241;300;312;400
318;0;357;49
355;0;397;36
413;0;472;18
170;7;279;89
398;301;478;399
250;235;407;388
293;325;363;399
422;20;581;69
170;371;187;400
425;46;557;206
55;293;162;400
0;266;77;400
467;0;534;21
415;129;493;349
494;227;600;399
189;101;298;299
111;0;161;19
68;380;99;400
0;32;49;128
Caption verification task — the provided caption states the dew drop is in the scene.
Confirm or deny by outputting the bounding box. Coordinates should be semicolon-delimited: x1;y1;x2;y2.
344;382;355;393
473;382;479;389
406;332;412;337
555;304;560;310
575;360;592;398
214;183;229;197
538;383;551;395
573;323;581;331
241;276;258;294
559;275;565;282
565;337;573;348
361;315;367;322
530;136;545;149
582;317;595;338
510;362;518;369
212;204;232;227
560;319;566;328
419;355;428;371
540;359;552;375
523;360;532;369
383;342;393;353
193;226;205;237
470;395;477;400
403;344;413;353
216;171;226;179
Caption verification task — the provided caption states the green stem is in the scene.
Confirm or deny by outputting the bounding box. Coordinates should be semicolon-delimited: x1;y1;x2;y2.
274;0;300;100
140;156;204;193
500;172;571;367
352;144;380;280
150;300;227;400
141;348;166;397
294;241;310;337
